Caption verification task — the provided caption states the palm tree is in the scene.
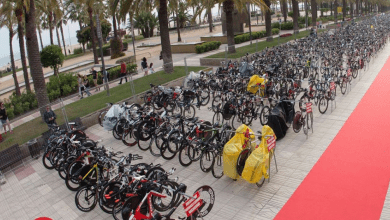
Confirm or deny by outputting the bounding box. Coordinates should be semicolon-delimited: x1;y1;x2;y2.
170;0;192;42
223;0;236;53
264;0;272;41
158;0;174;73
311;0;317;27
24;0;50;117
13;0;32;92
292;0;299;33
0;2;21;96
75;0;101;64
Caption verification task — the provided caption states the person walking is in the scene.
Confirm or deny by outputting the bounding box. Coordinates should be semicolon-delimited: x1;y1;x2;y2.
44;105;57;128
141;57;148;76
0;102;13;134
119;61;128;84
91;67;99;91
83;75;92;97
149;63;155;74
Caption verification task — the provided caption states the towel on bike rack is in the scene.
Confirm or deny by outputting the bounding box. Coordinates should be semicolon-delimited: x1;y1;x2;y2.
247;75;265;94
223;124;255;180
241;125;275;184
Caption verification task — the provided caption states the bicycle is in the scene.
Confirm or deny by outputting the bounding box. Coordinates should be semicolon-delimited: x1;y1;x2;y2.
293;102;314;139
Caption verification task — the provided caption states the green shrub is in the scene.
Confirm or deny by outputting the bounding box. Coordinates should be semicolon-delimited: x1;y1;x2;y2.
74;48;83;54
62;84;72;96
22;102;30;112
281;22;294;30
14;103;23;115
122;42;128;50
97;45;111;57
271;28;280;35
48;89;61;102
124;34;131;39
195;41;221;54
298;17;312;26
32;100;38;109
288;11;300;17
272;22;281;29
7;107;14;119
111;52;126;59
110;37;123;58
299;24;305;28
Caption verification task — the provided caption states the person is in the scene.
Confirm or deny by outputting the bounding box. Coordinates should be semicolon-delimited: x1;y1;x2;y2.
83;75;92;97
78;74;84;98
0;102;12;134
141;57;148;76
68;49;71;55
91;67;99;92
149;63;155;74
119;61;128;84
44;105;57;128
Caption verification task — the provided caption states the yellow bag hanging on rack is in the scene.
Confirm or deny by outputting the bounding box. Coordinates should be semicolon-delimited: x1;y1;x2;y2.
241;125;276;184
247;75;264;94
223;124;255;180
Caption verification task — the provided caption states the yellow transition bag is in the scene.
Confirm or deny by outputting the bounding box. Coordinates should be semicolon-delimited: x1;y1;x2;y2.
241;125;276;184
247;75;265;94
223;124;255;180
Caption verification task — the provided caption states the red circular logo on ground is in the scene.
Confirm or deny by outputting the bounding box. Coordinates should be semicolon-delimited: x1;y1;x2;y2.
35;218;53;220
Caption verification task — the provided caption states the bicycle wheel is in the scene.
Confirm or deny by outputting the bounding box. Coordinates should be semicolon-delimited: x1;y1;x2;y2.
187;142;203;162
303;116;308;138
122;127;137;147
145;167;166;180
137;137;151;151
240;108;253;126
99;182;121;214
179;144;193;167
231;114;242;130
211;96;222;112
75;185;98;212
112;199;124;220
293;111;302;133
150;137;162;157
212;149;224;179
260;106;270;126
212;112;224;125
236;149;251;176
144;91;153;103
42;150;55;170
340;79;347;95
160;140;177;160
98;110;108;127
167;130;181;153
136;121;153;142
183;105;196;120
190;186;215;219
318;97;328;114
152;180;179;212
352;69;358;79
200;90;210;106
113;119;126;140
200;150;215;173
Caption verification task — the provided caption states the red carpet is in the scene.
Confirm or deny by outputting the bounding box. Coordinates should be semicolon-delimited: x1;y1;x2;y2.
275;57;390;220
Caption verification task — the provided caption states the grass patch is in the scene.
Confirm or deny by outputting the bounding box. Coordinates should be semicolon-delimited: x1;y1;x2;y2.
1;66;30;78
64;52;87;61
0;66;205;151
206;30;326;59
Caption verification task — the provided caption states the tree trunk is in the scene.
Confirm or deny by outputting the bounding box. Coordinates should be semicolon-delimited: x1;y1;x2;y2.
321;2;324;17
116;15;121;36
223;0;236;53
24;0;50;118
37;25;44;50
342;0;346;20
292;0;299;33
15;10;31;92
334;0;338;22
265;0;272;41
49;12;54;45
9;30;21;96
113;13;118;38
176;15;181;42
60;22;67;56
158;0;173;73
54;14;61;48
208;7;213;32
88;8;99;64
331;2;333;16
283;0;288;22
350;3;354;18
311;0;317;26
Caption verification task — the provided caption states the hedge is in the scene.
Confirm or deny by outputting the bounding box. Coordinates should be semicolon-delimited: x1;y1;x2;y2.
2;91;38;120
234;29;280;44
97;45;111;56
74;48;83;54
195;41;222;54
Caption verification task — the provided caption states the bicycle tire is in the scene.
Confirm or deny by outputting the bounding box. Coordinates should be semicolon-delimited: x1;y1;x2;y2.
259;106;270;126
293;111;302;133
122;127;137;147
75;185;98;212
231;114;242;130
200;150;215;173
99;182;122;214
236;148;251;176
183;104;196;120
160;140;177;160
42;150;55;169
190;186;215;218
318;97;328;114
212;112;224;125
98;110;108;127
179;144;193;167
212;149;224;179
